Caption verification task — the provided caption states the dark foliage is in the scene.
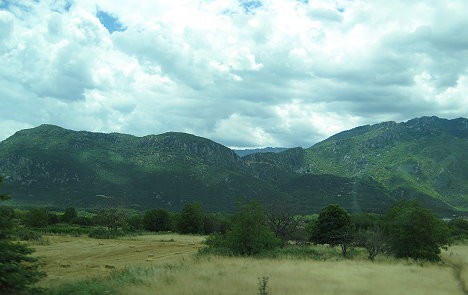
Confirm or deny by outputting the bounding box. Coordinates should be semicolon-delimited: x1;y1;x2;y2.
92;209;128;231
143;208;171;232
266;201;301;245
355;225;388;261
205;201;280;255
61;207;78;223
126;214;143;231
177;202;204;234
22;208;49;228
202;213;230;235
0;176;46;294
311;204;354;257
448;218;468;240
384;200;451;261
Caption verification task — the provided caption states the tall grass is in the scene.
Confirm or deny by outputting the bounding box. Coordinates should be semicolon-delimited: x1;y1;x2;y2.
37;235;467;295
45;255;463;295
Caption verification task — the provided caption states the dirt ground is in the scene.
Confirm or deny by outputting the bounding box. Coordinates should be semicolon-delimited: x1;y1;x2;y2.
32;233;205;287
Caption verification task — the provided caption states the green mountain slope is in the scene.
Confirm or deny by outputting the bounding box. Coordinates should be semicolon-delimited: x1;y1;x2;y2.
0;117;466;215
0;125;282;211
302;116;468;211
242;144;456;215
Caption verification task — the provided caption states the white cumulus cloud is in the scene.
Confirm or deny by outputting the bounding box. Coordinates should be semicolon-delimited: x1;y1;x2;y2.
0;0;467;148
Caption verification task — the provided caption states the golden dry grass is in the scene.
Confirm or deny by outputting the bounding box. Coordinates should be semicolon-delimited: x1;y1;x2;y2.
33;235;468;295
121;256;464;295
32;233;204;287
442;243;468;293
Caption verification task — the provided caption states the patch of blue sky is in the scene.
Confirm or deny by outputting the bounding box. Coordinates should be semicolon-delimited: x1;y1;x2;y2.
0;0;16;10
63;0;72;12
96;9;126;34
239;0;263;13
0;0;35;13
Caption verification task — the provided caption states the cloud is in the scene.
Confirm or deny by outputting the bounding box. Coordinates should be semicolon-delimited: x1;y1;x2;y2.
0;0;467;148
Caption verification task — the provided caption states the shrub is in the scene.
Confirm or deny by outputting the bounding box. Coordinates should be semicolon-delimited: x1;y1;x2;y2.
0;177;46;294
127;214;143;232
39;224;91;236
203;213;230;234
177;203;204;234
311;204;354;257
93;209;129;231
258;277;271;295
143;209;171;232
22;208;49;228
205;201;280;256
355;225;388;261
16;228;43;241
385;200;451;261
61;207;78;223
73;216;94;226
448;218;468;240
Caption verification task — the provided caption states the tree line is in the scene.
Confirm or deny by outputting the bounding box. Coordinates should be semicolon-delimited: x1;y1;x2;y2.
1;172;468;294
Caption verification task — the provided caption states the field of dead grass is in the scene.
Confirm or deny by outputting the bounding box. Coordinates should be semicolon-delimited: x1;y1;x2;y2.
33;233;204;287
32;235;467;295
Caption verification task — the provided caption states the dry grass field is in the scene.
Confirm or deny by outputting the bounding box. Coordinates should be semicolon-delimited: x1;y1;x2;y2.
32;235;468;295
33;234;205;287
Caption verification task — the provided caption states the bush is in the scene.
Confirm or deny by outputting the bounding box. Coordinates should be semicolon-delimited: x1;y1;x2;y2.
39;224;91;236
73;216;94;226
385;200;451;261
311;204;354;257
127;214;143;232
448;218;468;240
92;209;128;231
177;203;204;234
205;201;280;256
22;208;49;228
61;207;78;223
0;177;46;294
355;225;388;261
16;228;43;241
143;209;171;232
203;213;230;234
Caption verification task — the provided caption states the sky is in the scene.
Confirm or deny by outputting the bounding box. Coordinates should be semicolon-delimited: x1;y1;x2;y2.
0;0;467;148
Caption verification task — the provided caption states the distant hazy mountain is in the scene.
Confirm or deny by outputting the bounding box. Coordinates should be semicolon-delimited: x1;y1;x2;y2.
233;147;290;157
0;116;466;215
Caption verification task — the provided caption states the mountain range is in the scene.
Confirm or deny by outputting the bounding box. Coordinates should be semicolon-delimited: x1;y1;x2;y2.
0;116;466;216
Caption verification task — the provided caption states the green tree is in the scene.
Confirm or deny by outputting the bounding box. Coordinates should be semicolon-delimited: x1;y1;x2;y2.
22;208;49;228
94;209;128;231
127;214;143;231
266;201;301;246
356;225;387;261
143;208;171;232
206;201;280;255
448;218;468;240
385;200;451;261
61;207;78;224
311;204;354;257
203;213;230;234
0;176;46;294
177;202;204;234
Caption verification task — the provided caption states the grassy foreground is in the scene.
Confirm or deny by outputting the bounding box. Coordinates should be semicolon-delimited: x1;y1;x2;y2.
32;234;467;295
